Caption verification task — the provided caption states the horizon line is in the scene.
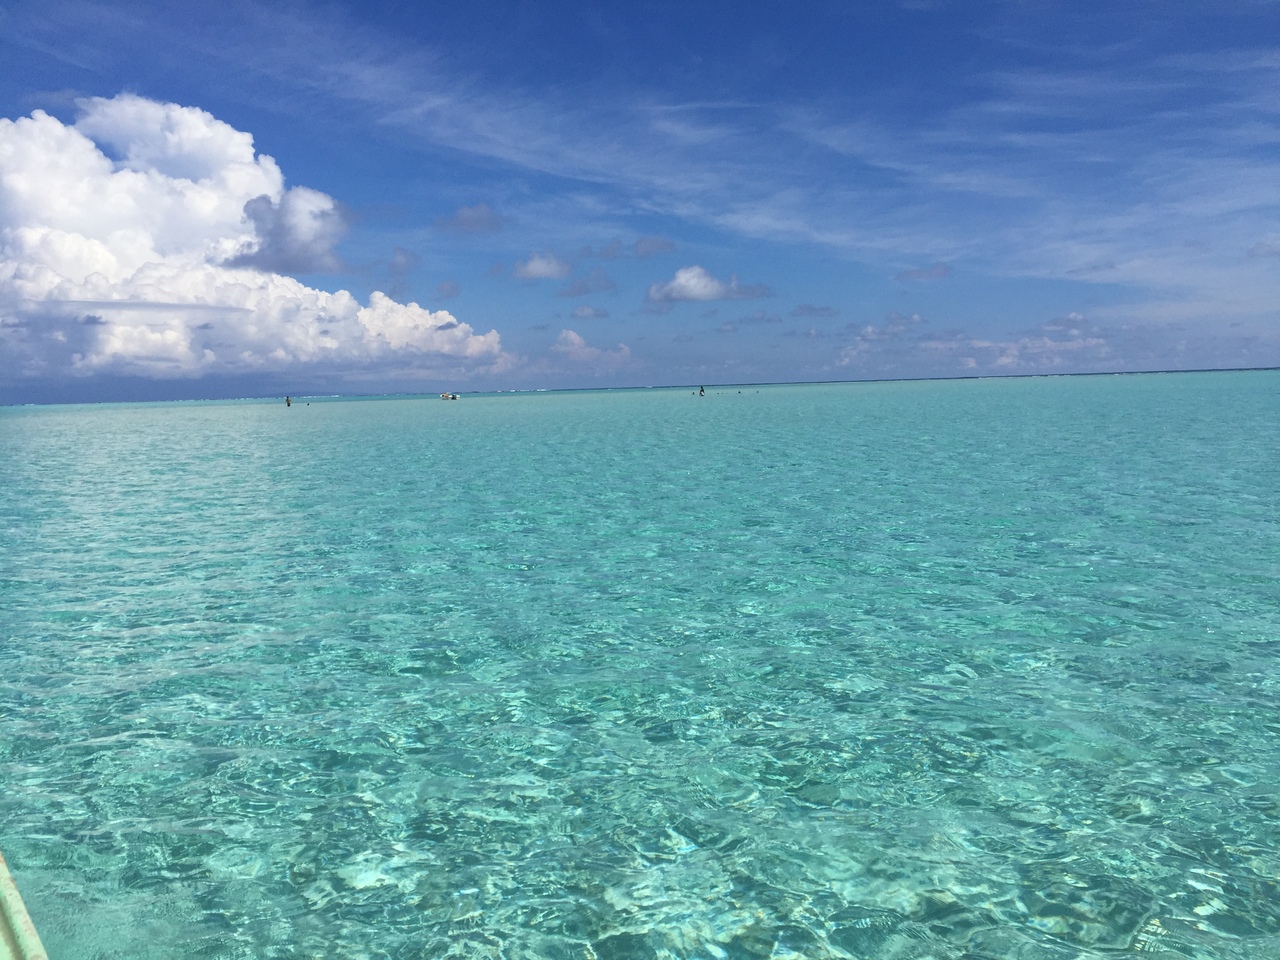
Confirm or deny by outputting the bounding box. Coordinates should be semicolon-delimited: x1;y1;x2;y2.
4;364;1278;409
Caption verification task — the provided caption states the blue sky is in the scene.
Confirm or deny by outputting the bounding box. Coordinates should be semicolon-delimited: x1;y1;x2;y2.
1;0;1278;401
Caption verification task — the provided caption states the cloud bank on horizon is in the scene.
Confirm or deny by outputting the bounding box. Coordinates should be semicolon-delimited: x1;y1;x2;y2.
0;94;507;384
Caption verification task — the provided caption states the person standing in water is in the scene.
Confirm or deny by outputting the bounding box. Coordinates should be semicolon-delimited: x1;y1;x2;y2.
699;386;705;397
285;396;291;407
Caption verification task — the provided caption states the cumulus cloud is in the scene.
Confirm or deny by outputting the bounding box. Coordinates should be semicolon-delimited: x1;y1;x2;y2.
435;202;504;234
0;94;505;381
645;265;770;303
226;187;346;273
514;251;572;280
552;328;630;369
358;291;494;352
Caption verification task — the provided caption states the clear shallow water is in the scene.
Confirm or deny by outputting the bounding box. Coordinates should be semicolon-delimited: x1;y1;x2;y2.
1;372;1278;960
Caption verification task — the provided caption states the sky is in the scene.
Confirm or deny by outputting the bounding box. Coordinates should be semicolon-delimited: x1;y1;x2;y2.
1;0;1278;402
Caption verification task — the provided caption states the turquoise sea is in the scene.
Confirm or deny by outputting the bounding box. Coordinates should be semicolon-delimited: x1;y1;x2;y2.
1;372;1279;960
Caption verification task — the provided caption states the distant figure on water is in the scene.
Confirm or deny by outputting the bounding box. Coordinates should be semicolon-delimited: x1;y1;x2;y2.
285;396;291;407
699;385;705;397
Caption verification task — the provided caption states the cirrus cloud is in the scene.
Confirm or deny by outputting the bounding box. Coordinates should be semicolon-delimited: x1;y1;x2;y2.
0;94;506;382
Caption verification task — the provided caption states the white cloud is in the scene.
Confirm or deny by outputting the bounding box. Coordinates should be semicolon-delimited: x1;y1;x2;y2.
645;265;770;303
0;94;505;380
572;305;608;319
552;328;630;369
73;94;261;184
514;252;571;280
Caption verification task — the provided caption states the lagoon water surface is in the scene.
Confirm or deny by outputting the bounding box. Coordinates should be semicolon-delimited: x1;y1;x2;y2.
2;373;1279;959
